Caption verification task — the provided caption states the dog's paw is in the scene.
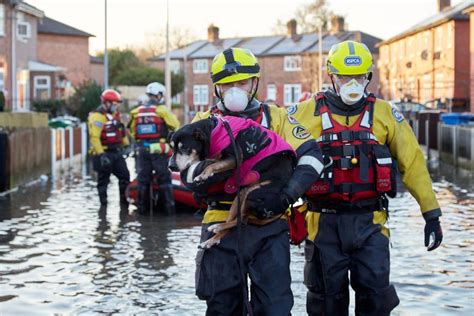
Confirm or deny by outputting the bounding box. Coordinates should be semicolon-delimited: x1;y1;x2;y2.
199;239;220;249
207;223;220;233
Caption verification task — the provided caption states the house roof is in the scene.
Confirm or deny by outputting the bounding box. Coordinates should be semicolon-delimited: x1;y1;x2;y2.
19;2;44;18
28;60;63;72
38;16;94;37
378;0;473;46
151;30;382;61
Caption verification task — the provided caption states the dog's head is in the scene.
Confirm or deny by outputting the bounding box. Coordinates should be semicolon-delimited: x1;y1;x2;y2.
168;119;214;172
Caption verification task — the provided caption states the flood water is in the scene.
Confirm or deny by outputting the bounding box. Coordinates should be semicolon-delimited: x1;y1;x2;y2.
0;160;472;315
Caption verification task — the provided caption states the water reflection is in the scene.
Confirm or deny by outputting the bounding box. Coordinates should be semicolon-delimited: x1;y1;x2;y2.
0;162;472;315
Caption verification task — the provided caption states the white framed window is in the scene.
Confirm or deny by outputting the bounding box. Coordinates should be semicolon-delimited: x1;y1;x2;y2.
284;56;301;71
266;84;276;101
170;60;180;74
447;23;453;49
435;27;443;50
283;84;301;106
34;76;51;100
193;59;208;74
17;21;31;40
0;4;5;36
193;85;209;105
172;93;180;104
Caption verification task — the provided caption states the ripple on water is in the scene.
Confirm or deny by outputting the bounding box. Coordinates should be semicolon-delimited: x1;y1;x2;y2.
0;165;472;315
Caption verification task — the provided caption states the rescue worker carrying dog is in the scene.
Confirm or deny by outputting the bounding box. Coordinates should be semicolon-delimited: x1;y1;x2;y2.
128;82;180;215
88;89;130;208
187;47;324;315
289;40;444;316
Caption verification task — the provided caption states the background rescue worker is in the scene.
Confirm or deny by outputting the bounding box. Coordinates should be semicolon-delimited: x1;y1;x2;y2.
186;47;324;315
88;89;130;208
290;40;444;316
128;82;180;215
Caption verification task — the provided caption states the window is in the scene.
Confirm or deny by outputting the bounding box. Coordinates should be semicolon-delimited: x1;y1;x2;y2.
170;60;180;74
0;4;5;36
435;27;443;50
17;21;31;40
266;84;276;101
172;93;180;104
193;85;209;105
193;59;208;74
284;56;301;71
283;84;301;106
34;76;51;100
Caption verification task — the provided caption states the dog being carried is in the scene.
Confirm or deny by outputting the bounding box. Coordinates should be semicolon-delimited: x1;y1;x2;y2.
169;115;296;248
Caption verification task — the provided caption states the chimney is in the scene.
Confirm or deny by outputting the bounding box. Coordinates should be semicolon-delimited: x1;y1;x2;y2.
208;24;219;42
438;0;450;12
287;19;297;37
330;16;345;34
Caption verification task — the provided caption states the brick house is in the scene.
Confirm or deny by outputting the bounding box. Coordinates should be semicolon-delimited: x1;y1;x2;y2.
150;17;381;113
376;0;472;111
37;16;94;95
0;1;98;112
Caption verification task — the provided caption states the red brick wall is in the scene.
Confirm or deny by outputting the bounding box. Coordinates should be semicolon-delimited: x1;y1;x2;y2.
37;34;90;86
90;62;104;86
454;20;470;102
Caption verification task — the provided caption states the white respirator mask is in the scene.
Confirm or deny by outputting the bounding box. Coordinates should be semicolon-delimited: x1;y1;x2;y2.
223;87;250;112
338;78;368;105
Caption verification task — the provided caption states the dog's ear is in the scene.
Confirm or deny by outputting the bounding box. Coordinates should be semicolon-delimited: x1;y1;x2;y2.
192;129;207;142
167;131;175;145
192;128;210;160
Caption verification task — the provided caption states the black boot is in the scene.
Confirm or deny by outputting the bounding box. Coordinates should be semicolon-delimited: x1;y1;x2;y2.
137;185;150;215
159;184;176;216
119;180;130;209
98;186;108;206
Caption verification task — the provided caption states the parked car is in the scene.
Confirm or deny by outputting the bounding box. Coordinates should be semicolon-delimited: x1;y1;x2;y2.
49;115;81;128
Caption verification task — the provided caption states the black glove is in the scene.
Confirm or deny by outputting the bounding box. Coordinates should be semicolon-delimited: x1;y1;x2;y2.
246;188;291;219
424;218;443;251
99;153;112;169
235;126;272;160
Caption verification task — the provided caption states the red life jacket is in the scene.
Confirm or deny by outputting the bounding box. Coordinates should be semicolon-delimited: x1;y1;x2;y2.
134;105;168;140
306;93;395;210
100;112;124;147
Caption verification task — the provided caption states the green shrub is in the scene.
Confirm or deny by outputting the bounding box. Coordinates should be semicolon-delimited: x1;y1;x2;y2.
32;99;66;117
68;81;102;121
0;91;5;112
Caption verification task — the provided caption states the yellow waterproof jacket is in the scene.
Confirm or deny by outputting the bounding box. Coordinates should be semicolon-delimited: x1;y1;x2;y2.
129;104;180;140
87;110;129;155
193;104;317;224
291;96;441;220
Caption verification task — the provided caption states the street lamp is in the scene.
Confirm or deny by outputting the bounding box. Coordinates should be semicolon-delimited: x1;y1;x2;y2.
103;0;108;89
165;0;172;110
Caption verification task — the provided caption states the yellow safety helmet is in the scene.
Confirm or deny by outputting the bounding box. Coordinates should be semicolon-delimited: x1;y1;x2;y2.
211;47;260;85
326;40;373;76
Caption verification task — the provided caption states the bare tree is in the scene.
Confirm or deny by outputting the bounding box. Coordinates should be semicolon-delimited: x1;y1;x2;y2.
272;0;333;35
133;27;198;63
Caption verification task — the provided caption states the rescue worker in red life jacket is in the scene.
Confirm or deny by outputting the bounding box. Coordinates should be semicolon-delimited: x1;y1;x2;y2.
289;40;443;316
88;89;130;208
184;47;324;315
128;82;180;215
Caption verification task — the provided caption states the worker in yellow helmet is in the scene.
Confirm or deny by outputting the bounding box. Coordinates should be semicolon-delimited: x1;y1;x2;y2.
289;40;443;315
183;47;323;315
87;89;130;208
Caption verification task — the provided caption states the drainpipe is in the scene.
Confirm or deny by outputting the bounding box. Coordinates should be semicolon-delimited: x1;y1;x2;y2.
10;4;17;111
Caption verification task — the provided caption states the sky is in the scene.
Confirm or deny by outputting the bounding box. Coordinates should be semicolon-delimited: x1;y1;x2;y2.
26;0;467;55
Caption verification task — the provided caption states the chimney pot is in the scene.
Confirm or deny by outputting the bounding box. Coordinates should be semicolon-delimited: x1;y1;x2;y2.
330;16;345;34
287;19;297;37
208;24;219;42
438;0;451;12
